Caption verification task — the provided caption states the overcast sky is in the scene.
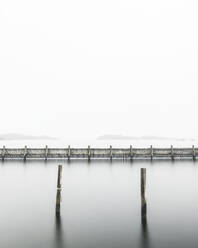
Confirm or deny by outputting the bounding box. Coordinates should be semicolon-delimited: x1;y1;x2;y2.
0;0;198;139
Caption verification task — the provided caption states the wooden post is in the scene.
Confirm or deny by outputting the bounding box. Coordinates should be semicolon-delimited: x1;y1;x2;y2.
88;145;91;161
150;145;153;160
130;145;133;161
141;168;147;219
56;165;62;215
57;165;62;189
68;145;71;160
192;145;196;161
2;146;5;161
24;146;27;161
110;145;112;161
171;145;174;161
45;145;48;161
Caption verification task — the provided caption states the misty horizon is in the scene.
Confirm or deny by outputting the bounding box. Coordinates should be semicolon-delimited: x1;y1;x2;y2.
0;132;196;142
0;133;57;140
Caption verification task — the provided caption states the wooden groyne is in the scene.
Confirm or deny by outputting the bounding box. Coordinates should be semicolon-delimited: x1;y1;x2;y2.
0;146;198;160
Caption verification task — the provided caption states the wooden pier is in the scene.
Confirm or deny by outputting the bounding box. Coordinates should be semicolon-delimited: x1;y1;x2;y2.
0;146;197;160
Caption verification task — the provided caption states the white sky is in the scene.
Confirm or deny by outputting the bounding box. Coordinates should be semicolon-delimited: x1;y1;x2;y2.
0;0;198;139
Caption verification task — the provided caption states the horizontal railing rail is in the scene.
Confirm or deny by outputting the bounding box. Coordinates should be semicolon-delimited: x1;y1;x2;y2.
0;146;197;161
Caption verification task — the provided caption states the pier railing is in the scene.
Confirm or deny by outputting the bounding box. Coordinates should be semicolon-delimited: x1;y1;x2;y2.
0;145;197;160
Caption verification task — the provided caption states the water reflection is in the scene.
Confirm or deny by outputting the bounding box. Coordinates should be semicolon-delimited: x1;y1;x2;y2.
140;168;150;248
140;205;150;248
139;195;150;248
54;212;66;248
54;188;66;248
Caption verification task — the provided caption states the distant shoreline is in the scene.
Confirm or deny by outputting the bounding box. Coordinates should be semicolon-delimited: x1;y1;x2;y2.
97;135;195;142
0;133;57;141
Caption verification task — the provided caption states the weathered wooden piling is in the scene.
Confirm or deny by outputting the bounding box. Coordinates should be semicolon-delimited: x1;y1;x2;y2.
171;145;174;161
68;145;71;160
192;145;196;161
150;145;153;160
141;168;147;219
109;145;113;161
45;145;48;161
57;165;62;189
130;145;133;161
88;145;91;161
56;165;62;215
24;146;27;161
2;146;5;161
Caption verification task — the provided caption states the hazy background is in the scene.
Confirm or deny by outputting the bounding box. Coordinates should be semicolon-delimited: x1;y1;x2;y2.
0;0;198;140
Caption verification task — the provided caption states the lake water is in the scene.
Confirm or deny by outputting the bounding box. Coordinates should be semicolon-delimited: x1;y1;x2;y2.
0;159;198;248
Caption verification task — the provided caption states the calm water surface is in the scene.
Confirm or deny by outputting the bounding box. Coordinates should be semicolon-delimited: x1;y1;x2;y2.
0;160;198;248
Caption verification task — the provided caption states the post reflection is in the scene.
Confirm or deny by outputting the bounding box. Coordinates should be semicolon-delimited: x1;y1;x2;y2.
54;189;66;248
140;168;150;248
140;203;150;248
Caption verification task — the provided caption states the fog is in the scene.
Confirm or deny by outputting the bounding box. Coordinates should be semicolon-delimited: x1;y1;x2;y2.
0;0;198;138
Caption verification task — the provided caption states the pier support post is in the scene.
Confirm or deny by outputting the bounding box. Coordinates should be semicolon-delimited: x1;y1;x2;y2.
150;145;153;160
171;145;174;161
110;145;112;161
130;145;133;161
88;145;91;161
68;145;71;161
45;145;48;161
56;165;62;215
2;146;5;161
192;145;196;161
141;168;147;219
24;146;27;161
